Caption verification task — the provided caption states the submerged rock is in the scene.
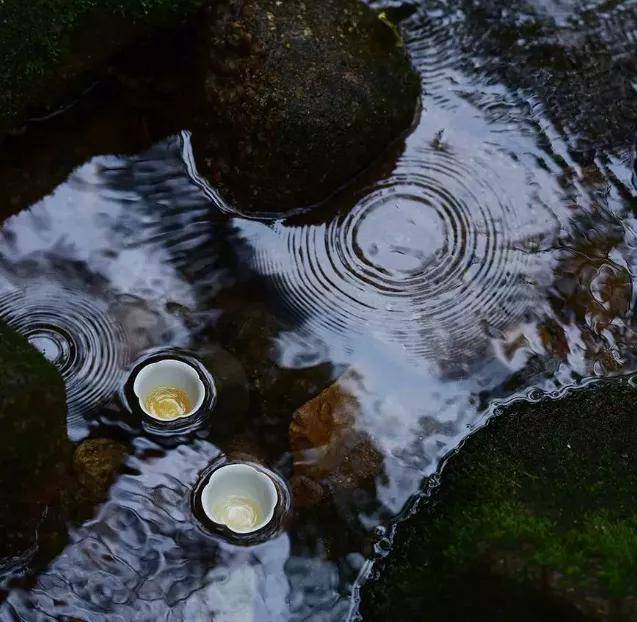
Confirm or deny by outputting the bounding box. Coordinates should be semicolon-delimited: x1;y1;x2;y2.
0;321;72;560
362;379;637;621
449;0;637;156
215;302;336;458
290;371;383;508
194;0;421;213
73;438;129;503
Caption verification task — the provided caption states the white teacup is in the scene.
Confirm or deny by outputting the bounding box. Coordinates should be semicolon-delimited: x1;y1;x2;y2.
133;359;205;421
201;464;279;534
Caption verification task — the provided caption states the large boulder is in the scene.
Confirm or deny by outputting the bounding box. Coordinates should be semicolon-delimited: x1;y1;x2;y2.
0;321;72;561
362;379;637;621
1;0;420;219
194;0;421;213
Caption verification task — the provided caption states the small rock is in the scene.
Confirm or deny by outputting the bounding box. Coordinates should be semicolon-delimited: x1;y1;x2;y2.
290;474;325;509
73;438;129;502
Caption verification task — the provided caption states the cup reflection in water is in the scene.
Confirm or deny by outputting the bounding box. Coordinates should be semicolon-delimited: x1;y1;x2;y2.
201;464;279;534
133;359;205;422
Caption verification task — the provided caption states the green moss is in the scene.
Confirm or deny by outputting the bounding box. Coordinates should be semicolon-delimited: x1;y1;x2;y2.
441;501;637;597
443;501;559;566
377;12;405;48
577;514;637;596
0;0;205;131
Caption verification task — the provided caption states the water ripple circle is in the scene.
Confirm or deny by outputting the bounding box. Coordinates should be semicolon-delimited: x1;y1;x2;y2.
253;145;535;361
0;286;130;434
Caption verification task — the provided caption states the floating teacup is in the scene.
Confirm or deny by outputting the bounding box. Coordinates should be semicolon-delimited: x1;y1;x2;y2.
201;464;279;534
133;359;205;422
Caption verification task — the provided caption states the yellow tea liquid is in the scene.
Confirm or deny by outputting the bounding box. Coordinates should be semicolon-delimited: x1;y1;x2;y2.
144;386;192;420
213;495;262;531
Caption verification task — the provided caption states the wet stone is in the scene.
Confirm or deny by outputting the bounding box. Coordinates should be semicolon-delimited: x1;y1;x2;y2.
73;438;129;503
0;0;206;134
290;371;383;508
194;0;421;213
290;475;325;509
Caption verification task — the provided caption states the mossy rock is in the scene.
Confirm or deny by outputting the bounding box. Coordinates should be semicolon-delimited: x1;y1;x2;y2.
362;379;637;621
193;0;421;213
0;321;72;560
0;0;206;134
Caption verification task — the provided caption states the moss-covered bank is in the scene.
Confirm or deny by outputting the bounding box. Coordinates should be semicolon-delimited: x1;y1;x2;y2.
362;379;637;621
0;320;132;575
0;0;205;133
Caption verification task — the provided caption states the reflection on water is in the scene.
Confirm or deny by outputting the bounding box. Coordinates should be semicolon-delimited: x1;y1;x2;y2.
2;0;637;619
6;441;293;621
0;138;229;440
239;143;557;367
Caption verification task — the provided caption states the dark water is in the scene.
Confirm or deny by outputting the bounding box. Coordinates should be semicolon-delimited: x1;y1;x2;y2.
1;0;637;619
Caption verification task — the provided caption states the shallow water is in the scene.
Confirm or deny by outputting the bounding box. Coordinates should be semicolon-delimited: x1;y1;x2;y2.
1;0;637;619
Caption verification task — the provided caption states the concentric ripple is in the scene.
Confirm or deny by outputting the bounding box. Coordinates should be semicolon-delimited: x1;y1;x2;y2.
0;286;129;437
249;146;543;363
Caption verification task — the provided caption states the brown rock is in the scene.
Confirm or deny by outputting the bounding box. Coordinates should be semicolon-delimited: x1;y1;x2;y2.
290;474;325;509
290;373;360;454
73;438;129;502
290;371;382;507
